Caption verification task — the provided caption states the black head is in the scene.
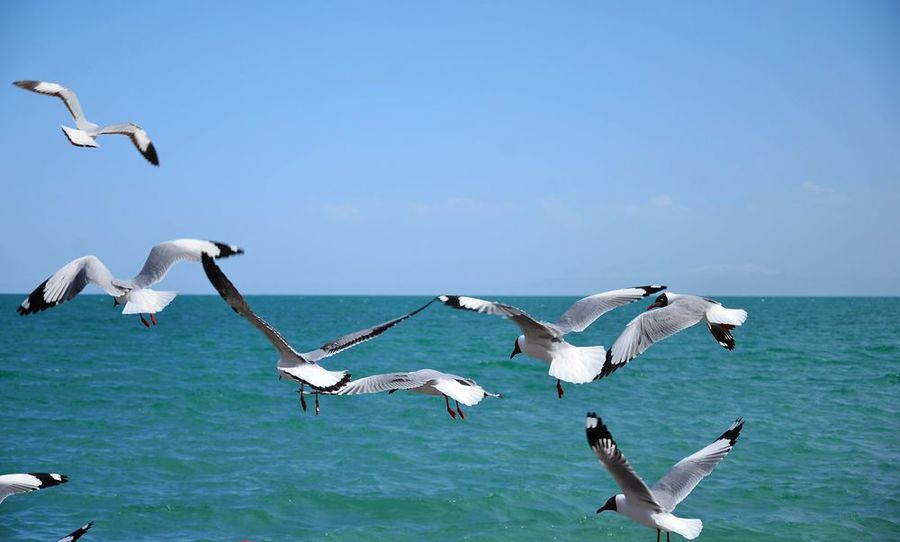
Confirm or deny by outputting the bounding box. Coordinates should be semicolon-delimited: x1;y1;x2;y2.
596;495;617;514
509;338;523;359
647;293;668;311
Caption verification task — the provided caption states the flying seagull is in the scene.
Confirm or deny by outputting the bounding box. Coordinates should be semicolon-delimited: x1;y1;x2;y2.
201;253;435;415
597;293;748;379
586;413;743;541
330;369;501;419
0;473;68;505
438;286;665;397
13;80;159;166
58;522;93;542
18;239;244;327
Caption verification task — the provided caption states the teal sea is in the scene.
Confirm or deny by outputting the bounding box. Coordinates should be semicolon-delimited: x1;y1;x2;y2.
1;294;898;541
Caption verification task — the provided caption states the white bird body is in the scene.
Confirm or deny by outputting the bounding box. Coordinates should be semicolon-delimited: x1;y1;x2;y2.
610;494;703;539
586;413;743;540
19;239;243;326
332;368;500;418
13;80;160;165
439;286;665;396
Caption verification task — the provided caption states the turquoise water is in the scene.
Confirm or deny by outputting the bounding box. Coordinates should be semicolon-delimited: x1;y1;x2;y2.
1;294;898;541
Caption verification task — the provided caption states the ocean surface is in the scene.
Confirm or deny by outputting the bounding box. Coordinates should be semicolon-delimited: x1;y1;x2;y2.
1;294;898;541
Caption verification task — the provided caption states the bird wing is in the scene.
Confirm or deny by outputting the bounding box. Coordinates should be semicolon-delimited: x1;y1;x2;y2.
585;413;662;511
302;297;436;362
554;285;667;334
651;418;744;512
0;473;68;504
437;295;560;339
131;239;243;288
13;80;88;128
331;372;431;395
57;522;94;542
597;305;703;378
201;253;301;360
95;123;159;166
18;256;121;315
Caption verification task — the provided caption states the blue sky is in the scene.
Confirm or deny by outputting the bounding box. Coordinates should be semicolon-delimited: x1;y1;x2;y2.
1;1;898;295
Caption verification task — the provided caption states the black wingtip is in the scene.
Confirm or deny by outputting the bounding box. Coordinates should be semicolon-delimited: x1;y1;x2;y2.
717;418;744;446
144;142;159;166
707;322;736;350
18;278;53;315
639;285;667;296
13;80;37;89
437;295;463;309
594;350;620;380
28;472;68;488
63;521;94;542
211;241;244;259
585;412;614;447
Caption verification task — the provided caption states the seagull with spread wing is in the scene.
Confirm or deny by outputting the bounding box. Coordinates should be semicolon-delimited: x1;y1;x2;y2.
586;413;744;541
597;293;748;380
13;80;159;166
329;369;501;419
18;239;244;327
201;253;435;415
438;286;665;398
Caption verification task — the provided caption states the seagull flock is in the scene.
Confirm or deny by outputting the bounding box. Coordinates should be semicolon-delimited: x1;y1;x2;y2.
9;81;750;540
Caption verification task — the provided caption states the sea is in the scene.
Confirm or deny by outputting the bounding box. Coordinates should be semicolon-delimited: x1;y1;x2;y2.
1;294;898;541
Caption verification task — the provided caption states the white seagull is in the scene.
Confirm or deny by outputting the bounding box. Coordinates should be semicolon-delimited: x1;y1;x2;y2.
18;239;244;327
597;293;748;379
438;286;666;398
13;80;159;166
586;413;744;541
58;522;93;542
201;253;435;415
0;472;68;505
331;369;501;419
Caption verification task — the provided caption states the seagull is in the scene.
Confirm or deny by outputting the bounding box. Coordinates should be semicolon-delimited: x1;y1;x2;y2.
201;253;435;415
58;522;93;542
18;239;244;328
438;286;666;398
597;293;748;379
586;413;744;541
0;473;68;505
331;369;501;419
13;80;159;166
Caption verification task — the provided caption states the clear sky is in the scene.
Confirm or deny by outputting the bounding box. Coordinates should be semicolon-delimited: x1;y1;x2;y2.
0;1;898;296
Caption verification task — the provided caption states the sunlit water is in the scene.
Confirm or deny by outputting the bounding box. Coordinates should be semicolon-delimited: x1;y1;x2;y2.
1;295;898;541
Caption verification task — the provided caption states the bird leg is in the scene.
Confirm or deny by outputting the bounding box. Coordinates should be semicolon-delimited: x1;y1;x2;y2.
297;384;307;412
315;391;320;416
556;379;564;399
140;314;151;328
666;532;670;542
455;400;465;419
656;530;660;542
444;395;457;419
150;313;157;326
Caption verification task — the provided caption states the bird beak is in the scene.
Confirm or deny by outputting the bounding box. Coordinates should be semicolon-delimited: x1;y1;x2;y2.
646;300;662;311
596;504;610;514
